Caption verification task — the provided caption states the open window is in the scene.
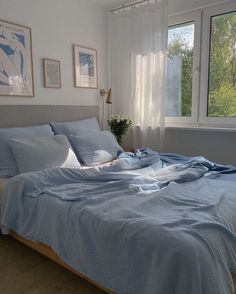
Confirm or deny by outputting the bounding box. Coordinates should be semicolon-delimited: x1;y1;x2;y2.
200;2;236;126
166;11;201;126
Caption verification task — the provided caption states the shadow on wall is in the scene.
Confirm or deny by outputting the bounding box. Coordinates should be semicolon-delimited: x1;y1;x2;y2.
164;128;236;166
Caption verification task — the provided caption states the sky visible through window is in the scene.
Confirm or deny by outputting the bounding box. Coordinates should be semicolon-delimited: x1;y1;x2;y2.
168;23;194;49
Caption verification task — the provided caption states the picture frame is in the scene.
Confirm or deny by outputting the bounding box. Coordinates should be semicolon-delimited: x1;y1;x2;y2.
43;58;61;88
0;19;34;96
73;44;98;89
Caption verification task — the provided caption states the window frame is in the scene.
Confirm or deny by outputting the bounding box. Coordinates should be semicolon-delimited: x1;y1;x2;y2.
166;11;201;126
199;1;236;127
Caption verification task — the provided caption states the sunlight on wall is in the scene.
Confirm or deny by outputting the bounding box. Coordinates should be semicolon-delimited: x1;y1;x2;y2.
134;51;164;129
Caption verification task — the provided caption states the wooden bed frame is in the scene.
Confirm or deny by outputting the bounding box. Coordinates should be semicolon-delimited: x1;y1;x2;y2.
9;231;236;293
10;231;116;294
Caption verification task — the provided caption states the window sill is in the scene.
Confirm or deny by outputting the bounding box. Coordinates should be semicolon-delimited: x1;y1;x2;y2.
166;124;236;133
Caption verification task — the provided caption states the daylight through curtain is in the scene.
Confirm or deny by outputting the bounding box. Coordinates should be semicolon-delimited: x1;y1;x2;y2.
110;0;168;150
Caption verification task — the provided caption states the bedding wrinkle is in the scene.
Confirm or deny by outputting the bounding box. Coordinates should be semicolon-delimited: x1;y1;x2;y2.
2;150;236;294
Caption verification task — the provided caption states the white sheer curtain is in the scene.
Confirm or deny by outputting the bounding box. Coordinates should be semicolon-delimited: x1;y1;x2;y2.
110;0;168;151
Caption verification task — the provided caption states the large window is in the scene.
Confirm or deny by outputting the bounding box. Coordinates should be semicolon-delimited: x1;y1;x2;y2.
167;22;194;117
167;2;236;128
208;11;236;117
166;12;201;125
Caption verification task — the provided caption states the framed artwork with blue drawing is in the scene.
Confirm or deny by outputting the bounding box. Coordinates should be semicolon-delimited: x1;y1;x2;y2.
0;19;34;96
73;45;97;89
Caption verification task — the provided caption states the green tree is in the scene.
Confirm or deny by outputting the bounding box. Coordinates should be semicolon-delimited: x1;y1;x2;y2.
167;12;236;118
209;82;236;116
208;12;236;117
168;38;193;116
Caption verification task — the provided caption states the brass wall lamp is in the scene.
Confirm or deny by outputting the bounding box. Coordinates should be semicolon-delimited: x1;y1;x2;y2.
100;88;112;104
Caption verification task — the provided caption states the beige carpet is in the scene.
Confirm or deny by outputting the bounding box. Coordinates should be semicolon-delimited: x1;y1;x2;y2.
0;234;105;294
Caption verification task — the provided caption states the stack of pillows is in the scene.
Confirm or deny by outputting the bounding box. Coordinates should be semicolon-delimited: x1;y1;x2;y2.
0;117;123;177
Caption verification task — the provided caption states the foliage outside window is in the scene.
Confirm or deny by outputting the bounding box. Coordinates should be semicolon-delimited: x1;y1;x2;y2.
166;23;194;118
208;11;236;117
166;3;236;127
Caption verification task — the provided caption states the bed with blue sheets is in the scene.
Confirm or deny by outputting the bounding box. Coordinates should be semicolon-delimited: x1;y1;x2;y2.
1;149;236;294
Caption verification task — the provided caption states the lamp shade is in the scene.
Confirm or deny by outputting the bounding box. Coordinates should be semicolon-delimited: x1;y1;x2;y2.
106;88;112;104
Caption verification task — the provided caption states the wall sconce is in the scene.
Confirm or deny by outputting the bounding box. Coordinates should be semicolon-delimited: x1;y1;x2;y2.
100;88;112;104
100;88;112;129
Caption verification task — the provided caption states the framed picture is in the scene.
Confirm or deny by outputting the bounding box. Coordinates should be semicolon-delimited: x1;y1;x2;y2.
0;19;34;96
43;58;61;88
73;45;98;89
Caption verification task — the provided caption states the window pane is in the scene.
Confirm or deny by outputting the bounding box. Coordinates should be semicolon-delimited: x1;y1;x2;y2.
208;11;236;117
166;22;194;117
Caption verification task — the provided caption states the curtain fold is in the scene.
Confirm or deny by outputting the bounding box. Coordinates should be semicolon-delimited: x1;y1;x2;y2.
110;0;168;151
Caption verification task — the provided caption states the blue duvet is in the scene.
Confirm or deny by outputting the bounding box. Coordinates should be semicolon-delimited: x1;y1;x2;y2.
1;150;236;294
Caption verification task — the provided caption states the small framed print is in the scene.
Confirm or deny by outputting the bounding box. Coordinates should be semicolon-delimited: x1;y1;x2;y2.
43;58;61;88
0;19;34;96
73;45;98;89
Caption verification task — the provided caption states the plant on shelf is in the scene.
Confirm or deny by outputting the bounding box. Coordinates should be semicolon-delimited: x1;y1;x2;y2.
108;115;132;144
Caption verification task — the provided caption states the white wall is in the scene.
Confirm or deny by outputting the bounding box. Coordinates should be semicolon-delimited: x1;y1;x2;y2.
169;0;229;14
164;129;236;166
0;0;108;106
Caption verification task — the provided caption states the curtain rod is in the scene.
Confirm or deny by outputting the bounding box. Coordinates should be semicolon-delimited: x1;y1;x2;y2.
110;0;156;13
110;0;233;14
169;0;233;17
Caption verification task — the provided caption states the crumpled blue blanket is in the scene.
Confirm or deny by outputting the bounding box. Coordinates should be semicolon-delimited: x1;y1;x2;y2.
1;150;236;294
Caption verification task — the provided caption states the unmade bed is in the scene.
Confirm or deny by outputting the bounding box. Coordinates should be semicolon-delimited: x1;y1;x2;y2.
1;106;236;294
2;152;236;294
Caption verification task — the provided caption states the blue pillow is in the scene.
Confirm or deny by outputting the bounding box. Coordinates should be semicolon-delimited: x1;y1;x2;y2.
8;135;81;174
53;125;104;162
0;124;54;177
70;131;123;166
50;117;100;138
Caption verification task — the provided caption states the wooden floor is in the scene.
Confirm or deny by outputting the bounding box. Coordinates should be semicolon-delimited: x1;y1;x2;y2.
0;234;106;294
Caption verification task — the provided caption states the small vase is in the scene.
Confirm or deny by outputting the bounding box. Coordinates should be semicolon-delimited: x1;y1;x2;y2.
116;135;122;145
